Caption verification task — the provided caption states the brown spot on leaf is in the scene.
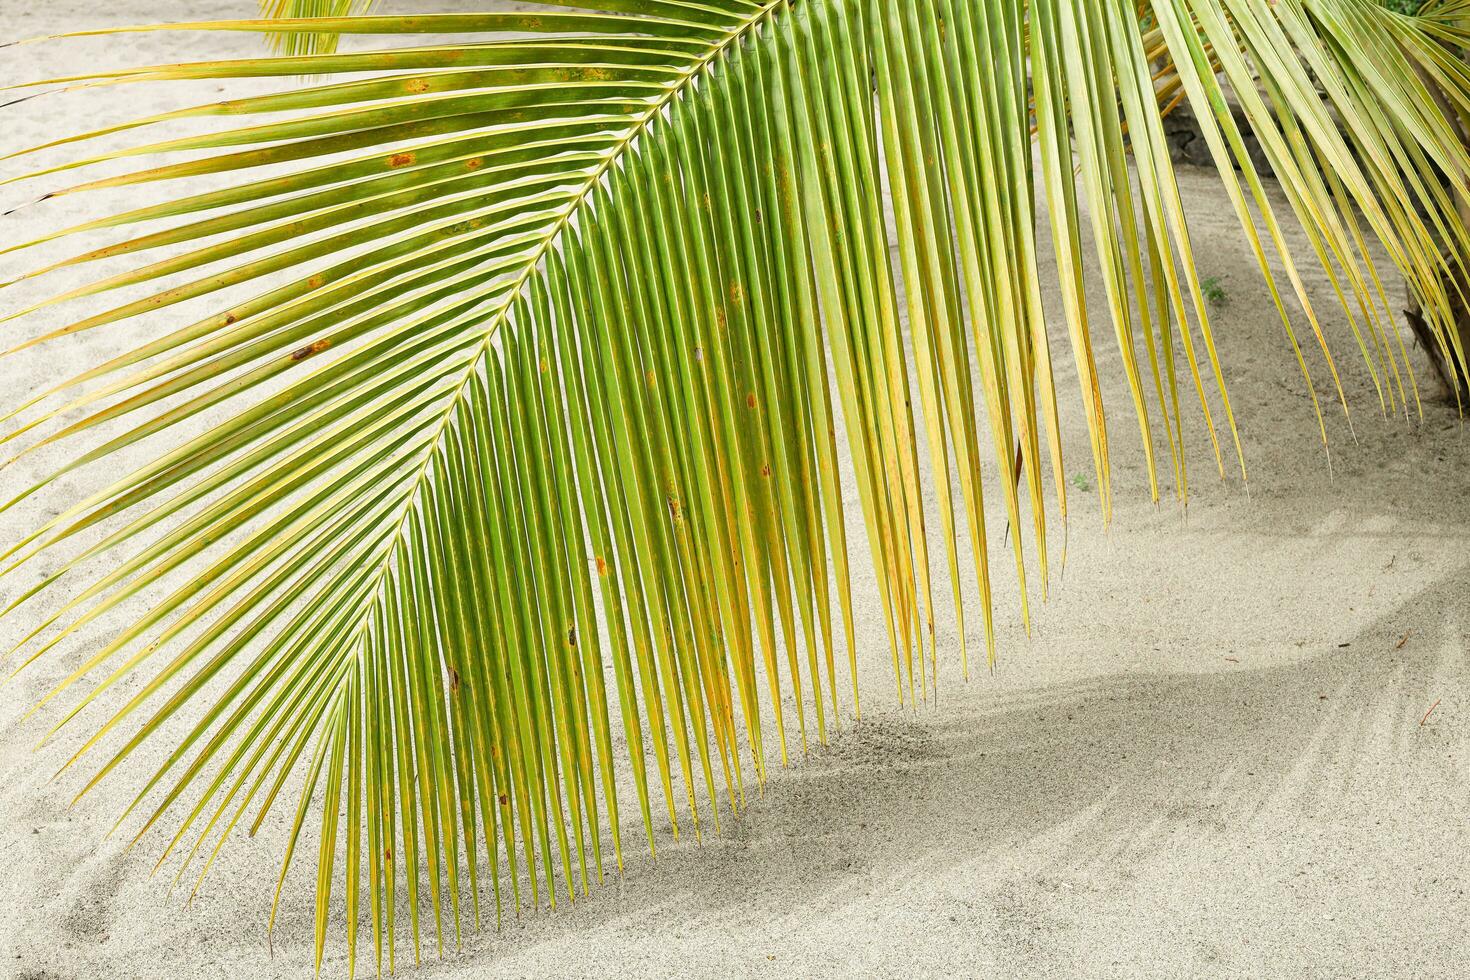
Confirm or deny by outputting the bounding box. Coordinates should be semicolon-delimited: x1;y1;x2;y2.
291;338;332;362
645;369;656;388
224;313;237;325
388;152;416;168
465;157;484;171
760;463;771;478
307;274;326;289
668;495;682;523
567;625;577;647
540;357;549;374
498;794;509;806
385;847;393;862
449;667;461;695
594;555;609;577
405;78;430;94
746;392;757;410
729;281;744;305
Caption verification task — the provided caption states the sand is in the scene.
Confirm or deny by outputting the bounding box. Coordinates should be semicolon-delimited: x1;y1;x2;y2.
1;2;1467;978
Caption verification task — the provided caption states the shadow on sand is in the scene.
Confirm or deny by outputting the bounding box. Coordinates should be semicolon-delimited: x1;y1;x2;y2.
280;561;1467;975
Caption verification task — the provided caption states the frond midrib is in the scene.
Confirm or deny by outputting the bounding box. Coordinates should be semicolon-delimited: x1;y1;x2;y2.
339;0;789;667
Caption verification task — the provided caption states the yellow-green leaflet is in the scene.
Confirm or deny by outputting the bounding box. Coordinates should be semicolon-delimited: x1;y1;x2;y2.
2;0;1468;975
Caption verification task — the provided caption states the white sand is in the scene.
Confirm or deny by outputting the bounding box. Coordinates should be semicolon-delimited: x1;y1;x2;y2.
1;3;1467;977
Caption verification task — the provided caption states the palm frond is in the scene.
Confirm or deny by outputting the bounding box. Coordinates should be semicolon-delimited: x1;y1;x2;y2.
1;0;1468;974
260;0;381;56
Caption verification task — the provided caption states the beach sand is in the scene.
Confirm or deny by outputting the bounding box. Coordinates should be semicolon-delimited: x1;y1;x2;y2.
1;2;1467;977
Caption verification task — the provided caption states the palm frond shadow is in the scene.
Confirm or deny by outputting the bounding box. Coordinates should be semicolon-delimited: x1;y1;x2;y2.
424;564;1466;951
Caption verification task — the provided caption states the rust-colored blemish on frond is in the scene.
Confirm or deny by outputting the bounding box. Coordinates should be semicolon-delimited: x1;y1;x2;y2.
594;555;609;577
307;274;326;290
291;338;332;362
729;282;744;306
667;494;682;523
540;357;550;374
465;157;484;171
714;307;727;330
644;369;655;388
760;462;771;478
223;313;237;325
388;152;416;169
405;78;430;94
566;625;577;647
745;392;757;409
449;667;461;695
498;794;509;806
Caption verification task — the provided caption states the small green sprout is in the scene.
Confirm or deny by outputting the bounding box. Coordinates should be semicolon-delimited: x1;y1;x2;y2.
1201;276;1228;306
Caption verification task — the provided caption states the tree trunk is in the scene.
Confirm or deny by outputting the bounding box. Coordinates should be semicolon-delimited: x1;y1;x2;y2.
1406;49;1470;404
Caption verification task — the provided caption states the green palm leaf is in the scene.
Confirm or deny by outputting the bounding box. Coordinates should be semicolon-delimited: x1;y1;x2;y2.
2;0;1468;974
259;0;381;56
